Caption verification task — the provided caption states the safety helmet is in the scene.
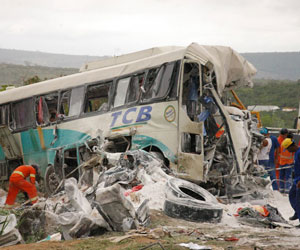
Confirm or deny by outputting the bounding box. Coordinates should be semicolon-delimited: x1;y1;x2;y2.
281;138;294;149
260;127;268;135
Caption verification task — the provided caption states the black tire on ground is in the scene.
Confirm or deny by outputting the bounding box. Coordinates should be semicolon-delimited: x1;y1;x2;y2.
163;178;223;223
44;165;60;196
163;198;223;223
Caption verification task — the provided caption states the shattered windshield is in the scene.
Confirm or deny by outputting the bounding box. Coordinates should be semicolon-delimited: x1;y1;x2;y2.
143;62;175;101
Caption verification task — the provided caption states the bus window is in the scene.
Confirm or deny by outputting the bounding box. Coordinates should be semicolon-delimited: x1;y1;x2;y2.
11;98;35;130
0;105;9;126
182;63;200;121
143;62;175;101
85;83;111;113
114;77;130;107
69;87;84;117
126;74;145;103
59;91;70;117
60;87;84;118
35;93;59;125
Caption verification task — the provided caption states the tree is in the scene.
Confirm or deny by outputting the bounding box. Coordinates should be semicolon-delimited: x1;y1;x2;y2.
23;75;42;85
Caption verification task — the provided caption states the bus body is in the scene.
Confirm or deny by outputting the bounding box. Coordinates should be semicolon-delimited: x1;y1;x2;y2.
0;43;259;194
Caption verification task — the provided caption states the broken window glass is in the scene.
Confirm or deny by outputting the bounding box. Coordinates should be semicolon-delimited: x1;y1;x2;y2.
143;62;175;101
181;133;202;154
114;77;130;107
59;90;71;117
168;61;180;99
35;92;59;125
182;63;200;121
85;82;111;113
69;87;84;117
60;88;84;118
126;74;145;103
11;98;35;130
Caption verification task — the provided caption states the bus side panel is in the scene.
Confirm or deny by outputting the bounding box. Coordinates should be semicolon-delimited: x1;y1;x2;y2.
132;134;177;163
0;146;5;162
21;128;90;176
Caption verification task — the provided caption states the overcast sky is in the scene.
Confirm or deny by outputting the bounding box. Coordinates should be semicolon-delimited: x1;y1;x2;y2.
1;0;300;56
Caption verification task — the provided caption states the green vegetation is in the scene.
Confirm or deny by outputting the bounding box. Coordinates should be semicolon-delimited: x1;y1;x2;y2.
0;84;14;91
23;75;42;85
236;79;300;128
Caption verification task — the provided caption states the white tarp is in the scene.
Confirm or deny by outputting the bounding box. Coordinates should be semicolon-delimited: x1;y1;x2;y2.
185;43;257;95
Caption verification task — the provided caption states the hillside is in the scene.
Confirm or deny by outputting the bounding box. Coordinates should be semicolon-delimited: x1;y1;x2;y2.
0;48;106;68
1;48;300;81
242;52;300;80
0;63;78;85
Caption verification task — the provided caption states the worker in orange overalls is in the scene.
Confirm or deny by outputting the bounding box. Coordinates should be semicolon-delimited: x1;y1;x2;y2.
4;165;40;208
276;128;288;181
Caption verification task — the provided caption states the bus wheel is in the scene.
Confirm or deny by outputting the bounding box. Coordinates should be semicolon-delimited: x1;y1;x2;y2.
149;151;170;169
163;178;223;223
45;165;60;196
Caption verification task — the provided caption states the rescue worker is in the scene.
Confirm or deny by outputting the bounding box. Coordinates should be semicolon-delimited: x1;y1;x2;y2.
276;128;289;178
269;129;280;190
258;128;279;190
279;130;294;193
4;164;40;209
281;138;300;224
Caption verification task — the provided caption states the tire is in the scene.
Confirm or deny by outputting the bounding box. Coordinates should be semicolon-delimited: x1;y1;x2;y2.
44;165;61;196
164;198;223;223
163;178;223;223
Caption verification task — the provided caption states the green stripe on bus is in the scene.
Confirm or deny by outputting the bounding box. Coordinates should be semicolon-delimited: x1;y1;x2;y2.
111;122;147;130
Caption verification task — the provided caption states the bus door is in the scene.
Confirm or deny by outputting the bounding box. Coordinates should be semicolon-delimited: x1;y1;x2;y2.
177;60;204;182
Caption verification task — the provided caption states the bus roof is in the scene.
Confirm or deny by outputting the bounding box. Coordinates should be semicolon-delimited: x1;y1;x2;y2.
0;43;256;105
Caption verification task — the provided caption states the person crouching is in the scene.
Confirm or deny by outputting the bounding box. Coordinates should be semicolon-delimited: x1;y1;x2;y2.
4;164;40;209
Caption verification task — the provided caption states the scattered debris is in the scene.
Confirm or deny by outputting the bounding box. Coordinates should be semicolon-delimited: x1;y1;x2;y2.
0;214;24;246
235;204;289;228
0;134;296;247
37;232;62;243
179;242;212;250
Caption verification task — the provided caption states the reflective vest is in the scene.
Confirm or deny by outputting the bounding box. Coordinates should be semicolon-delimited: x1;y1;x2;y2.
10;165;36;184
278;135;287;164
279;144;294;165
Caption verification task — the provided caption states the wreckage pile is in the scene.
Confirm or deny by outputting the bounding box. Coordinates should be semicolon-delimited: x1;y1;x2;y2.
0;149;224;246
0;148;291;247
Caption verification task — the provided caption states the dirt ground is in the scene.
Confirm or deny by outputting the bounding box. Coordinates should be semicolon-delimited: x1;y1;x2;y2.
2;209;300;250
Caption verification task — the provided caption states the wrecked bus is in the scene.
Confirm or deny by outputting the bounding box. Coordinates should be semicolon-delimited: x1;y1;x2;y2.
0;43;261;196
